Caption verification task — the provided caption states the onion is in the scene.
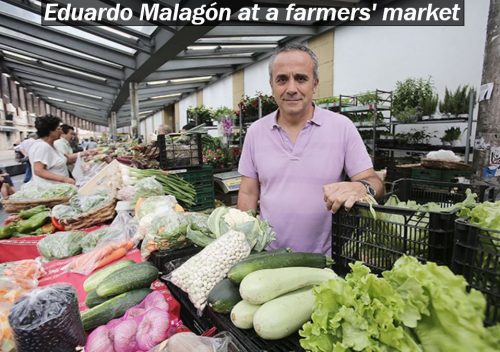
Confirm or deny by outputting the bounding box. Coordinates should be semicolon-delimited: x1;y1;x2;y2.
85;326;114;352
144;291;169;312
113;319;138;352
135;307;170;350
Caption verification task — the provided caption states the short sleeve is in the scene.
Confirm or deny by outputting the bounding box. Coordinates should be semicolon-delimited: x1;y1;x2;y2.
30;142;54;169
343;121;373;177
53;140;66;156
238;126;258;179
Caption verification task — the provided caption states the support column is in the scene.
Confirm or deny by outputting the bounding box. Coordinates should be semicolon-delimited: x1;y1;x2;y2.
110;111;117;140
130;82;139;139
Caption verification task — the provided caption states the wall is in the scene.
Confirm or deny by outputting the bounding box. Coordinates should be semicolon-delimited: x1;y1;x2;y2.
244;57;272;97
203;75;233;109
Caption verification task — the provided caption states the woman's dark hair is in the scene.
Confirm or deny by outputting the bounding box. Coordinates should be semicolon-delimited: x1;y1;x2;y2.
60;124;74;134
35;115;61;138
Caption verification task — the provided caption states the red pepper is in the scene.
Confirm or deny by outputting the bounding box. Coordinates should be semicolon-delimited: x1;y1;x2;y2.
51;216;65;231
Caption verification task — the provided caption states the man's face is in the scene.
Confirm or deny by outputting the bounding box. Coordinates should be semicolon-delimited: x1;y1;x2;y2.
270;50;318;118
63;129;76;142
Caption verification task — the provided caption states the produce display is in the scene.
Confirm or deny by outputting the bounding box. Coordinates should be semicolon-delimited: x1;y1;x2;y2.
80;262;159;330
8;183;77;201
299;257;499;352
0;205;53;239
37;230;86;259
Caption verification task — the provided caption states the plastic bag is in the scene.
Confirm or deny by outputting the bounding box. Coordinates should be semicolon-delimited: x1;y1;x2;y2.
133;177;164;203
37;231;86;260
51;191;112;220
140;212;191;258
117;185;136;201
9;183;77;201
8;284;86;352
136;196;179;241
151;331;238;352
73;155;107;188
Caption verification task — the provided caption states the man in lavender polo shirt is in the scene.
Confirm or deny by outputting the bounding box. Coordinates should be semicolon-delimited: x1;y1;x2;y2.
238;43;384;255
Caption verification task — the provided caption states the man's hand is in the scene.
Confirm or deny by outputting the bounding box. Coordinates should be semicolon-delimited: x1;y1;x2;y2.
63;177;76;185
323;181;367;213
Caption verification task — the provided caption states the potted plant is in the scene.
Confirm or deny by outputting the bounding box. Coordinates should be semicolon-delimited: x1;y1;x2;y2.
392;77;436;122
238;92;277;121
440;127;461;145
213;107;236;146
187;105;214;126
439;85;470;118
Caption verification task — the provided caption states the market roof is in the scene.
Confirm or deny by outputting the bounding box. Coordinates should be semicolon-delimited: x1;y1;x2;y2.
0;0;368;128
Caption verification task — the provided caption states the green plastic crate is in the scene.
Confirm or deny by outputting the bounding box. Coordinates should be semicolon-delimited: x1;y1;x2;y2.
177;166;215;211
411;167;442;181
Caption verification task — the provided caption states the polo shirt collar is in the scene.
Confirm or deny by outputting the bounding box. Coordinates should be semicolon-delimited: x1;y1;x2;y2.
270;104;324;130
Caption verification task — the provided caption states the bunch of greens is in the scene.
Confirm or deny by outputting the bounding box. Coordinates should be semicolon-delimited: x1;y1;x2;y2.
206;207;276;251
10;183;77;201
52;191;111;220
460;200;500;231
132;176;164;203
300;256;499;352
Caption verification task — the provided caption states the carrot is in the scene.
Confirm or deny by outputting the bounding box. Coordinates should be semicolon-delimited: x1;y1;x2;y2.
95;247;128;269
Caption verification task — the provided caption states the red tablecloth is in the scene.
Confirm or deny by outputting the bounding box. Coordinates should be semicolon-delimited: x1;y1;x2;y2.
0;225;105;263
0;235;46;263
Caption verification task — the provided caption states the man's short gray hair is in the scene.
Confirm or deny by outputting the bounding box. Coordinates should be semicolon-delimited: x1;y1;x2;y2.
268;43;319;81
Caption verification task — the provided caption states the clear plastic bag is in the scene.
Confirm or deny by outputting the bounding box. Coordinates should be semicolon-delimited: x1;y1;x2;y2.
150;331;246;352
73;156;108;188
51;191;112;220
64;211;138;275
9;183;77;201
133;177;164;203
8;284;86;352
140;212;191;258
37;231;86;260
136;196;179;241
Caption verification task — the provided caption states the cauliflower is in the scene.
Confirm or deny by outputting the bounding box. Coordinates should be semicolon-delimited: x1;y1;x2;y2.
223;208;254;228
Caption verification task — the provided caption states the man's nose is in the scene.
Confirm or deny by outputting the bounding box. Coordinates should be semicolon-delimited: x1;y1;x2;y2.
285;79;298;94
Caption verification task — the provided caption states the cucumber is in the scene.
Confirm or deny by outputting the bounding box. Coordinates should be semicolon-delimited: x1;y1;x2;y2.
207;279;241;313
240;267;337;305
230;300;261;329
85;289;110;308
96;262;158;298
253;287;314;340
83;259;135;292
228;252;332;284
81;288;151;331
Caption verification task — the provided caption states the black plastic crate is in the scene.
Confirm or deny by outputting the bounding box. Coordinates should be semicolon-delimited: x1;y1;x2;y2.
332;202;457;276
164;280;215;334
205;307;304;352
391;178;494;204
148;246;202;272
157;133;203;170
452;219;499;326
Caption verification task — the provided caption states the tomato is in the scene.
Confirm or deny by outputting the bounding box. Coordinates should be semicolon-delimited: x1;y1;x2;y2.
51;217;65;231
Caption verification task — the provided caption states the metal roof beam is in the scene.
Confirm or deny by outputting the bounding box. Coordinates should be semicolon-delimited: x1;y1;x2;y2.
0;35;124;79
30;88;112;108
40;100;106;117
138;82;206;98
206;26;318;37
14;72;116;100
4;61;121;89
0;14;136;68
176;47;272;58
144;67;232;82
158;57;254;71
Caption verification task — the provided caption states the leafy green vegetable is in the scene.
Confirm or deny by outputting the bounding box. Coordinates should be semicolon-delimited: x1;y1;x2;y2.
207;207;275;251
300;257;499;352
10;183;77;201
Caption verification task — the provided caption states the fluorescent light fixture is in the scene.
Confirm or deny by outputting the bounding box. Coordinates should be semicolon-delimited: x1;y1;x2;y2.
150;93;181;100
14;81;20;85
100;26;137;40
47;97;64;102
170;76;212;84
29;0;42;6
187;45;218;50
57;87;102;100
187;44;276;51
139;110;153;115
146;80;169;86
31;81;56;89
2;50;37;62
2;73;10;77
41;61;107;81
66;101;97;109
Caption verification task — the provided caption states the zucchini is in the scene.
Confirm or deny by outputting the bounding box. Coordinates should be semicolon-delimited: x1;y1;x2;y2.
85;289;110;308
230;300;261;329
239;267;336;305
207;279;241;313
83;259;135;292
96;262;158;297
81;288;151;330
253;287;314;340
228;252;332;284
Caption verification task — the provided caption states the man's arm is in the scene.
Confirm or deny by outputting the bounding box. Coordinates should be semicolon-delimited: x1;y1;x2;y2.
323;168;384;214
237;176;260;212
